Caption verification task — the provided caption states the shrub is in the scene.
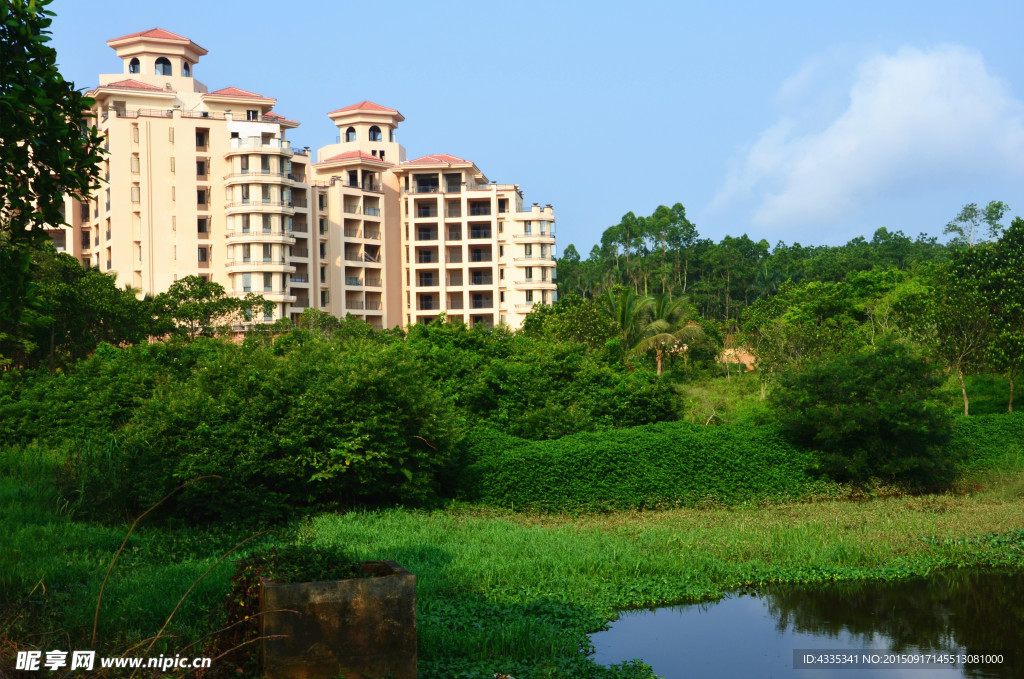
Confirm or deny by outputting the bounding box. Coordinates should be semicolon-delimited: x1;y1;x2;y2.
771;340;954;487
460;422;828;511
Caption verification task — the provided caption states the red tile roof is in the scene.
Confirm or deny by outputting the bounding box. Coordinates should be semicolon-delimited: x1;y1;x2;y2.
328;101;399;115
404;153;471;166
263;112;299;126
101;79;169;92
317;151;393;166
207;86;268;99
109;28;190;43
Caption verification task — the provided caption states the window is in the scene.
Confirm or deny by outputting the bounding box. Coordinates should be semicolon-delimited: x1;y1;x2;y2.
500;291;505;303
526;290;534;302
261;185;271;203
262;214;272;232
195;131;206;147
197;189;207;206
240;155;250;173
170;157;175;172
197;247;208;262
128;57;140;74
369;125;382;141
318;194;326;209
319;218;326;234
132;126;139;143
524;244;532;256
345;126;356;142
196;160;206;176
130;156;140;173
197;218;209;233
183;62;191;77
321;290;329;307
242;243;251;261
168;128;174;143
319;242;327;258
155;57;172;76
264;272;273;292
241;214;250;233
247;109;259;121
320;266;326;283
524;221;532;235
130;186;140;202
243;272;252;292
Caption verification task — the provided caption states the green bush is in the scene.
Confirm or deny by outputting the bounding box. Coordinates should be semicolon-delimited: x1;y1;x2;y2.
947;413;1024;472
59;337;462;523
771;341;954;487
460;422;829;511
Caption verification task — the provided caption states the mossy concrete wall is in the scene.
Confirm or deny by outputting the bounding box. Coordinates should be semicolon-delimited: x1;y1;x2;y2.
261;560;416;679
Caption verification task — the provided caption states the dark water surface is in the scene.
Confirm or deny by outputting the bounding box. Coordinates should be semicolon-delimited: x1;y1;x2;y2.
590;570;1023;678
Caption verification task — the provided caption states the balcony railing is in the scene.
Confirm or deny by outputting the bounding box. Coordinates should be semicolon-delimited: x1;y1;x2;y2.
365;277;382;286
416;231;438;241
346;301;365;310
470;276;494;285
418;278;439;287
417;301;439;310
469;254;492;262
471;300;493;309
229;137;292;152
289;275;309;283
344;205;360;214
292;197;308;208
290;299;310;308
469;206;491;216
469;230;492;239
415;208;438;218
446;209;462;219
291;247;309;257
447;254;463;264
345;276;362;286
410;185;439;194
364;207;380;217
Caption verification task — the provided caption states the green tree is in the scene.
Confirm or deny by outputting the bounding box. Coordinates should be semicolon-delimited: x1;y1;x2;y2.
772;340;953;486
1;0;104;366
153;275;271;337
982;217;1024;411
943;201;1010;247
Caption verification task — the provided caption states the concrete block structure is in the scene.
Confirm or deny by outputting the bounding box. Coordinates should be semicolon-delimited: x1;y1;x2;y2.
52;28;556;330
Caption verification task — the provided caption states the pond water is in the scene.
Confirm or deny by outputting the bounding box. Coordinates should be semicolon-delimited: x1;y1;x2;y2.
590;570;1023;678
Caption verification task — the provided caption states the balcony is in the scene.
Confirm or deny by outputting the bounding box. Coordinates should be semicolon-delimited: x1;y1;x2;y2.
470;299;493;309
469;254;492;263
364;207;381;217
418;276;440;287
410;184;439;194
469;229;492;239
228;137;292;153
365;277;382;287
289;274;309;283
469;275;494;286
468;205;491;216
345;276;362;286
416;230;438;242
415;207;439;218
417;301;439;311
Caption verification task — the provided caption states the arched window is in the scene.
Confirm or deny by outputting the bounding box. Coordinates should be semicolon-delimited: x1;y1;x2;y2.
369;125;382;142
183;62;191;77
128;57;140;74
155;57;172;76
345;127;356;142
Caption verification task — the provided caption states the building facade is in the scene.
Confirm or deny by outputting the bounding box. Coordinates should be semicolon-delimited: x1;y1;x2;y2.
51;29;556;329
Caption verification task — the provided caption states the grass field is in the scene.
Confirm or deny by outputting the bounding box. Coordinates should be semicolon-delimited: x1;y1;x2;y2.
3;438;1023;678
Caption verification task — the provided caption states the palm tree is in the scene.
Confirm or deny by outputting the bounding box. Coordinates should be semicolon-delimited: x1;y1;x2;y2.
629;293;702;375
596;287;653;348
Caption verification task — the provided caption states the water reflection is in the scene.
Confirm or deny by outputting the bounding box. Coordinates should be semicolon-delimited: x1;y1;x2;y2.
590;570;1022;679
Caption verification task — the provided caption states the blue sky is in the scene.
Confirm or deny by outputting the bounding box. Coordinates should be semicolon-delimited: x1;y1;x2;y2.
50;0;1024;255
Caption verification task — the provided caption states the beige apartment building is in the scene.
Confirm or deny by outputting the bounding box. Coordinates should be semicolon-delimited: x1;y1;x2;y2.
50;28;556;329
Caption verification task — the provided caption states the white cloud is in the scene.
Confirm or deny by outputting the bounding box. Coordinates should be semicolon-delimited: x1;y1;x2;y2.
713;45;1024;229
